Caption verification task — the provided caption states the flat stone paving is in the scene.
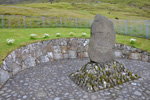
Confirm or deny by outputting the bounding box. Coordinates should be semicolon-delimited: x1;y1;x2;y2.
0;58;150;100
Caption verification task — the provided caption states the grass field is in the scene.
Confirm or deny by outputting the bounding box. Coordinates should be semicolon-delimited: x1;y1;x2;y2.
0;2;149;20
0;28;150;65
0;0;150;10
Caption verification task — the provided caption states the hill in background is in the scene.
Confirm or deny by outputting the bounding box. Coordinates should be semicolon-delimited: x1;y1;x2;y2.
0;0;150;9
0;0;149;20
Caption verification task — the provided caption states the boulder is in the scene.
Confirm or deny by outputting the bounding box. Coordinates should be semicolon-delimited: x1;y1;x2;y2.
88;14;116;63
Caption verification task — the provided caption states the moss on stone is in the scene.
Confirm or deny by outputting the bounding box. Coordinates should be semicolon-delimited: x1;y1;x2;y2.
69;61;139;93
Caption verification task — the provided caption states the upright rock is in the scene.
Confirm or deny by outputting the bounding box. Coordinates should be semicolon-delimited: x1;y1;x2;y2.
88;14;116;63
69;14;139;93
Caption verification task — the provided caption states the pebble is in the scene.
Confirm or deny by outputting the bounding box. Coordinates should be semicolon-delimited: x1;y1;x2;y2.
145;90;150;94
91;95;97;100
131;83;137;86
83;95;88;98
5;95;11;98
134;91;142;96
116;98;123;100
104;91;110;95
0;91;4;94
54;97;60;100
47;98;52;100
13;93;17;97
23;95;27;99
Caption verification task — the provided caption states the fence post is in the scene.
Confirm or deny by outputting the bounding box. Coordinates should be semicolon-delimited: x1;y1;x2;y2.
130;24;133;33
8;19;11;28
42;17;45;28
60;17;62;27
146;20;149;38
120;24;123;33
125;20;128;35
23;16;26;28
71;21;73;28
29;21;32;28
84;19;86;28
86;19;88;27
75;18;78;28
55;20;58;27
89;19;91;27
71;18;73;28
139;25;142;34
1;15;5;28
48;20;50;27
80;19;81;27
17;18;20;27
65;21;66;27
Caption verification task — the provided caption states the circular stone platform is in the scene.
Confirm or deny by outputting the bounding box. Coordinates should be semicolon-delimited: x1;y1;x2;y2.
0;58;150;100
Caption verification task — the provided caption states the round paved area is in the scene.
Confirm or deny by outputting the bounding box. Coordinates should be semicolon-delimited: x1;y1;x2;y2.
0;58;150;100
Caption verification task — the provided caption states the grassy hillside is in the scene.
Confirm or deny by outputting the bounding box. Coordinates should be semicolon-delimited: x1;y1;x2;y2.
0;0;150;7
0;2;150;20
0;0;150;11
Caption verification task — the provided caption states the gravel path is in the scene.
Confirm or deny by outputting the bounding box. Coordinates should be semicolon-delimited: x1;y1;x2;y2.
0;58;150;100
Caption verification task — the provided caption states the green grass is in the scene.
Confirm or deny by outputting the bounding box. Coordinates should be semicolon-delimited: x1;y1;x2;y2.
0;2;149;20
0;28;150;66
0;0;150;10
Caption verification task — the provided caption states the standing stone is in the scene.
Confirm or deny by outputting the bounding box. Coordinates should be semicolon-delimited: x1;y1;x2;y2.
88;14;116;63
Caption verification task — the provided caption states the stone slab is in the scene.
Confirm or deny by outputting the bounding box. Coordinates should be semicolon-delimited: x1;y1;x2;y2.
88;14;116;63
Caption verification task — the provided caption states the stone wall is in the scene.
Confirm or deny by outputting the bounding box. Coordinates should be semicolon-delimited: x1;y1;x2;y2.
0;38;150;88
114;44;150;62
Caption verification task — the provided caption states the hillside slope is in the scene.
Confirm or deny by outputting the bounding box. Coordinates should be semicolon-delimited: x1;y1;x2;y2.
0;0;150;9
0;2;150;20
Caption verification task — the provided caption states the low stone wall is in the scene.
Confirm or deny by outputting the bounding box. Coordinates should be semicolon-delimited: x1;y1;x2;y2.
114;44;150;62
0;38;150;88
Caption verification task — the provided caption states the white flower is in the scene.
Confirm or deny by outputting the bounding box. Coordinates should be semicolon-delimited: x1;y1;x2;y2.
30;34;37;39
43;33;50;38
82;33;87;37
30;34;37;37
130;38;136;42
56;33;61;37
69;32;74;36
7;39;15;45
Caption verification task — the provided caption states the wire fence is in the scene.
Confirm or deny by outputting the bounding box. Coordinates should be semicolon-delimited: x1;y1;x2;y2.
0;15;150;38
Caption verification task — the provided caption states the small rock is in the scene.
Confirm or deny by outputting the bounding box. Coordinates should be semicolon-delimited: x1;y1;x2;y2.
145;90;150;94
116;98;123;100
13;93;17;97
134;91;142;96
24;83;28;86
104;91;110;95
83;95;88;98
23;95;27;99
91;95;97;100
47;98;52;100
54;97;60;100
0;91;4;94
6;95;11;98
131;82;137;86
